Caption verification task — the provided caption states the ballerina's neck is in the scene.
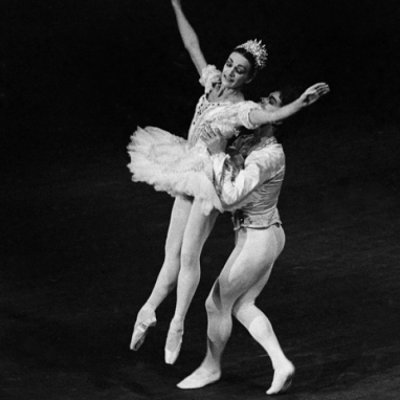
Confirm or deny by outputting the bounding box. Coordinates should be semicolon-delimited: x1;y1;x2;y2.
208;83;244;104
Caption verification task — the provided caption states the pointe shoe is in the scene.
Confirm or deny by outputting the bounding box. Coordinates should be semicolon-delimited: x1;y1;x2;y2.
164;326;183;365
129;309;157;351
266;362;295;395
177;368;221;389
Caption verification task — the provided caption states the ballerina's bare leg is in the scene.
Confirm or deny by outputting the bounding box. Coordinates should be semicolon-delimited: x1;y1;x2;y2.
178;225;294;394
130;195;193;350
165;198;219;364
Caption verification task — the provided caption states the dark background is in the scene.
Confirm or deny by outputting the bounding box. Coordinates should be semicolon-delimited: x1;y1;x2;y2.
1;1;400;399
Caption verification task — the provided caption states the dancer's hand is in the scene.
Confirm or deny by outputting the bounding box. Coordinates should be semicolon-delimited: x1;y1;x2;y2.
202;124;227;155
299;82;330;107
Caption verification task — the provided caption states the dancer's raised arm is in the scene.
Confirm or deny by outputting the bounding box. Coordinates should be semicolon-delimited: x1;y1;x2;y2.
171;0;207;75
249;82;330;126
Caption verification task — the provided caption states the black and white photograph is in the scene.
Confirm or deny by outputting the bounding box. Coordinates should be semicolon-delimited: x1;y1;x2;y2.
2;0;400;399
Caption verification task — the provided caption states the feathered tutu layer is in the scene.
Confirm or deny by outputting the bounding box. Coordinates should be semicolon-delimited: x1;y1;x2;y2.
127;126;222;215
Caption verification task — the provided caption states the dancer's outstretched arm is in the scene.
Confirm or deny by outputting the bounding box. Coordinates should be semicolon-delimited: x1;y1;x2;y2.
171;0;207;75
249;82;330;126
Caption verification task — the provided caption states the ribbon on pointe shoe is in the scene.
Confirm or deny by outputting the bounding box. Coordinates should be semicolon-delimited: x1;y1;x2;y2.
164;327;183;365
130;314;157;351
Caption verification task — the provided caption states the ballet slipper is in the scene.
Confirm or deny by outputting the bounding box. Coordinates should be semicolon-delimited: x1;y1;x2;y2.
129;307;157;351
164;325;184;365
266;361;295;395
177;367;221;389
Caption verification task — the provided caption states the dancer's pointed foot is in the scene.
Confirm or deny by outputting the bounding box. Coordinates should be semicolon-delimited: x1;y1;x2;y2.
177;366;221;389
266;361;295;395
129;306;157;351
164;321;184;365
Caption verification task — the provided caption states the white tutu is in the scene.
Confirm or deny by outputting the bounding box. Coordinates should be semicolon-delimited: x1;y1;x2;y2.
127;126;223;215
126;66;263;215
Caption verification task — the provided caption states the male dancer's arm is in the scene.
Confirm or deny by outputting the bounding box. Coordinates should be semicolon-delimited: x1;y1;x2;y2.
205;132;284;208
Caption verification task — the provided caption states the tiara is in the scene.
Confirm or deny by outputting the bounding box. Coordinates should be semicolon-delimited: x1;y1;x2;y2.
235;39;268;69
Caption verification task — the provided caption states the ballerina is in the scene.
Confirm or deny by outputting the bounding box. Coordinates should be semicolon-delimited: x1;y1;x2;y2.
128;0;329;366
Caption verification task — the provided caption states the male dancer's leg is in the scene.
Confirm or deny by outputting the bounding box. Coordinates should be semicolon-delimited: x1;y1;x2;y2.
177;225;291;391
233;226;294;395
175;229;246;388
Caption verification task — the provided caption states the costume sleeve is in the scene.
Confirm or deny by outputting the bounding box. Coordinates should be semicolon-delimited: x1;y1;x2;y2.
199;65;221;94
209;101;263;140
235;101;263;130
212;144;285;207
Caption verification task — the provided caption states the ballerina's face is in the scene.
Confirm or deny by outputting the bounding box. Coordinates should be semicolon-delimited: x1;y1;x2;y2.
221;52;253;89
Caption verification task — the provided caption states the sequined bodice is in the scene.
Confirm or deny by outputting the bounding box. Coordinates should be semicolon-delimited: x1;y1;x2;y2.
187;65;261;147
187;95;235;147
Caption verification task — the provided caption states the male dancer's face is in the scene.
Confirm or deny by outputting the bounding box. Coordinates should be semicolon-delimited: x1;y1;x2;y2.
256;91;284;135
260;91;283;111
